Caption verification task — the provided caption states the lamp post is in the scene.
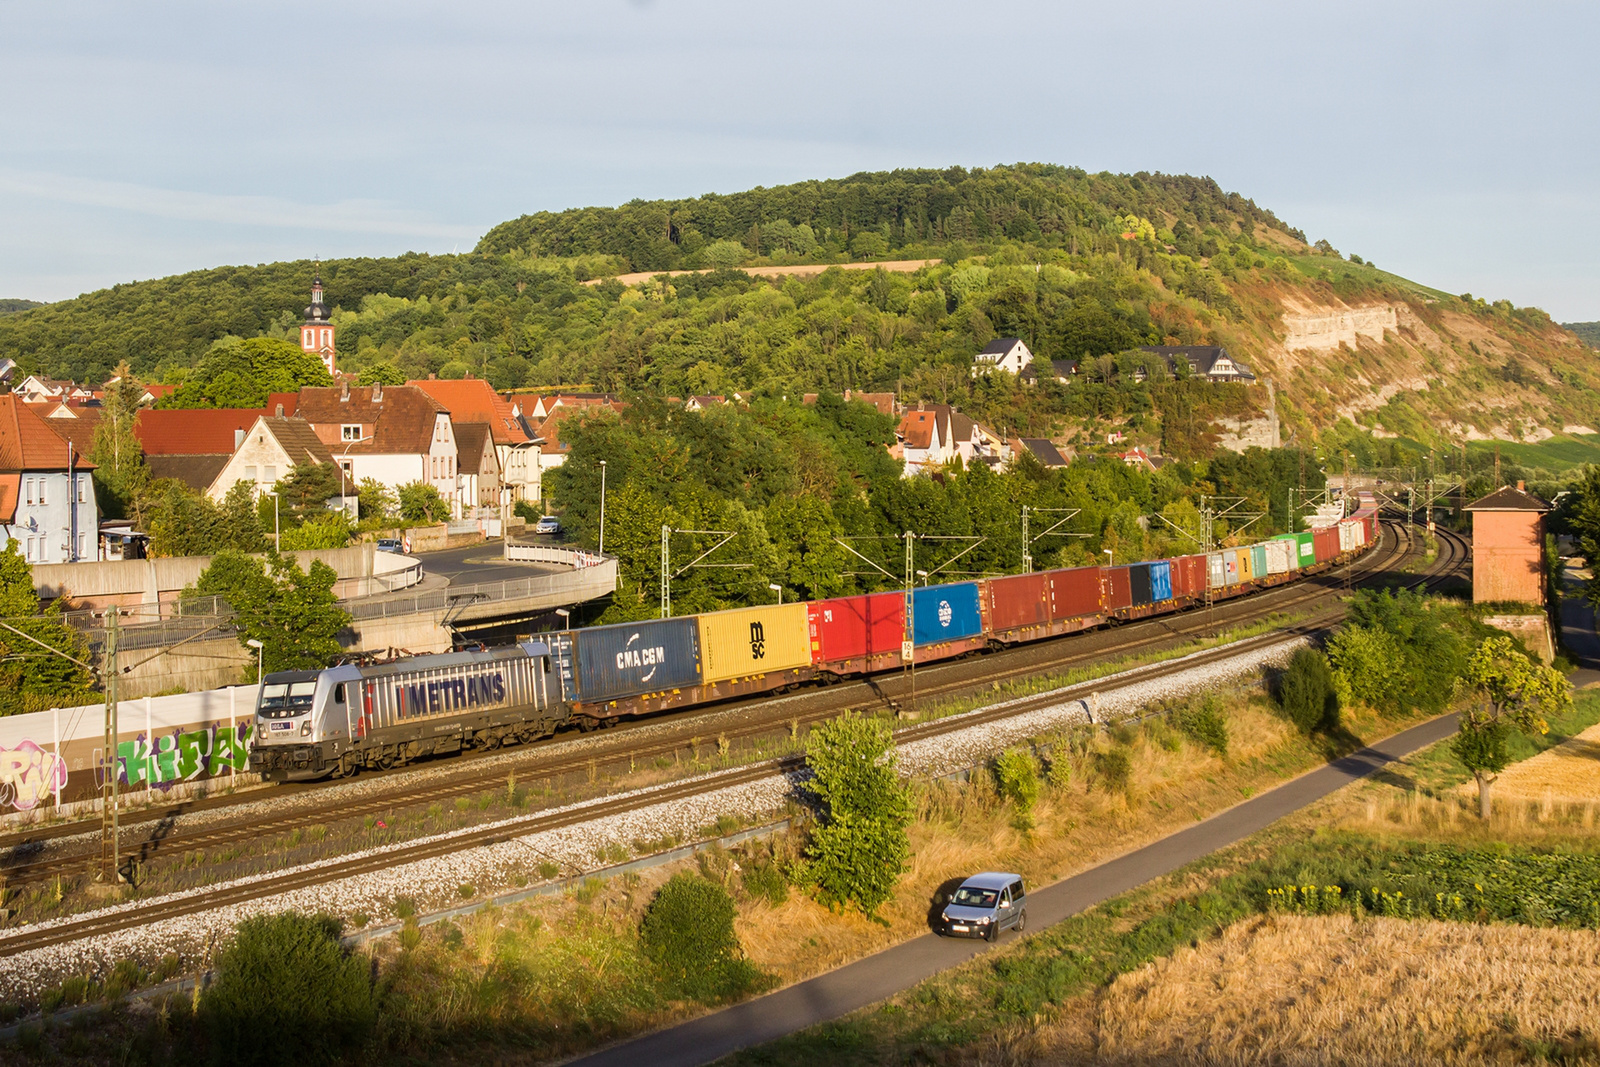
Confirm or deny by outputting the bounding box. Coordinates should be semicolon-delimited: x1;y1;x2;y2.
1103;548;1114;567
246;637;264;684
767;582;782;604
554;607;570;632
915;569;929;587
598;460;608;555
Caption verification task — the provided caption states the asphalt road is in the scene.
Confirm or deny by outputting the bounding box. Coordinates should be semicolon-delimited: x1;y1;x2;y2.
411;538;566;585
569;712;1463;1067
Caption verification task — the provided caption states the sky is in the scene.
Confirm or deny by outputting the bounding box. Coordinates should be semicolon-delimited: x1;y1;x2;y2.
3;1;1597;320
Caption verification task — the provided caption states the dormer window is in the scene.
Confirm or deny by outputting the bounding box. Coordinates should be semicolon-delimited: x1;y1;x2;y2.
341;424;362;441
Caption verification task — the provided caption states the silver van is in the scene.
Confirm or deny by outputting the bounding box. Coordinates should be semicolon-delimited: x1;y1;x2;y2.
939;871;1026;941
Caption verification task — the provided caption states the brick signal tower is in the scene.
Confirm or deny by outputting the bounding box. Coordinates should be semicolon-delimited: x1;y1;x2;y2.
300;273;337;376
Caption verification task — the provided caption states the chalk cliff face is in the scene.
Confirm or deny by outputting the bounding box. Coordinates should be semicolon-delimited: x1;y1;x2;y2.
1282;303;1398;352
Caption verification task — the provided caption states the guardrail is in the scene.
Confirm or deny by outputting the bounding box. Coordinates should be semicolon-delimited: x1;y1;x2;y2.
346;557;617;621
504;542;609;568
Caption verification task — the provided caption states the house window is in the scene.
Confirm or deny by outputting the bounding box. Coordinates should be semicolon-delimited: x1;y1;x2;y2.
264;465;277;483
77;533;86;558
339;460;353;478
24;537;34;562
245;465;257;482
36;480;44;506
341;424;362;441
76;479;86;503
24;479;33;506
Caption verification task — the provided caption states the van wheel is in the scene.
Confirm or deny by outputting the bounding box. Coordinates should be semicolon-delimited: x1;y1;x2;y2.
985;922;998;943
1016;909;1026;932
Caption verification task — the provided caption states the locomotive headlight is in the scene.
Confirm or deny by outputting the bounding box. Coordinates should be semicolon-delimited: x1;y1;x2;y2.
300;721;312;736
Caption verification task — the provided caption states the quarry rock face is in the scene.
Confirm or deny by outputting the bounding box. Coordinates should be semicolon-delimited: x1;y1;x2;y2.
1282;302;1399;351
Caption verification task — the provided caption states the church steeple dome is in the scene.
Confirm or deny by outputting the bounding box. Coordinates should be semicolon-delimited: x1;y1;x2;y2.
298;270;337;375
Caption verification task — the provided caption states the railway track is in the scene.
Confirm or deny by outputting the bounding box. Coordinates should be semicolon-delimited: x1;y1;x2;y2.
0;519;1467;961
0;521;1463;894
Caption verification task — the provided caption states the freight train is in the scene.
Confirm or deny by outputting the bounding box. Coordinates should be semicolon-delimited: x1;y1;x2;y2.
249;503;1380;781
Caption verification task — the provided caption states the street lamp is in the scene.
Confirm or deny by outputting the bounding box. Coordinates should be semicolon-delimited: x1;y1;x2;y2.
554;607;571;632
767;582;782;604
1103;548;1114;567
598;460;608;555
915;569;929;587
246;638;264;684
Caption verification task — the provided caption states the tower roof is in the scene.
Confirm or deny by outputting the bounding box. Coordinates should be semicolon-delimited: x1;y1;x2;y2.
304;273;330;323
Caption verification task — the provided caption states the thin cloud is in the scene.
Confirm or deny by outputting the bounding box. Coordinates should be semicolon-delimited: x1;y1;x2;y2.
0;168;475;242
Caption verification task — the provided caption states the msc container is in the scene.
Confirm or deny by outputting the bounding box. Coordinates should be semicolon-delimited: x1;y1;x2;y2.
1313;527;1341;563
1149;560;1173;601
1236;547;1255;583
1129;563;1154;607
1101;566;1133;611
1173;554;1208;598
809;593;904;666
912;582;983;646
1263;539;1293;575
1207;552;1226;589
1222;550;1240;586
1250;543;1269;578
566;617;701;704
1049;566;1103;620
699;603;812;684
986;573;1051;632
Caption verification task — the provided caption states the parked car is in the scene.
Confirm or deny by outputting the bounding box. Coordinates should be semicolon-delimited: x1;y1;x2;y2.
938;872;1026;941
534;516;562;536
374;538;404;554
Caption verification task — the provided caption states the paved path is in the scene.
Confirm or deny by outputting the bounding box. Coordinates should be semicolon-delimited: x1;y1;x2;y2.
1559;569;1600;687
568;713;1462;1067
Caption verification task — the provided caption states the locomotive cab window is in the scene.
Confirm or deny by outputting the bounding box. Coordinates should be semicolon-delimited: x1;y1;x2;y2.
260;681;317;717
333;683;346;704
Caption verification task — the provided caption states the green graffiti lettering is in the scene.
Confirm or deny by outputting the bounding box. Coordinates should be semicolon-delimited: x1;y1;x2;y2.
176;730;210;780
152;736;179;782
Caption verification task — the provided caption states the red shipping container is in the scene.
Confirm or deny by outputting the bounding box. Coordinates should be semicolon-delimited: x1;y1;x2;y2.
1101;566;1132;611
1313;528;1341;564
808;592;904;666
1172;554;1208;598
1049;566;1103;620
986;573;1050;632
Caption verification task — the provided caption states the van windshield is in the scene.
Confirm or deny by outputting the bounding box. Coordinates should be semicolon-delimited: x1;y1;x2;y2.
259;681;317;717
952;887;998;908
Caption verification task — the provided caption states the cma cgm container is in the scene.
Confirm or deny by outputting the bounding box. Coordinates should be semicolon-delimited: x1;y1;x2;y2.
1172;555;1207;599
912;582;983;647
699;604;811;684
1049;566;1103;621
809;593;903;674
1249;544;1269;578
555;617;701;707
1101;567;1133;611
1312;527;1341;564
986;573;1051;634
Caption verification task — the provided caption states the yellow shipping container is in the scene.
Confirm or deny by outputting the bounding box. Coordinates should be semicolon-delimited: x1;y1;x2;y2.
698;603;812;684
1236;545;1255;582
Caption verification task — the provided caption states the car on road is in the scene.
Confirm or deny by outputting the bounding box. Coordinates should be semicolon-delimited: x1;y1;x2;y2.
374;538;404;553
534;516;562;536
937;872;1026;940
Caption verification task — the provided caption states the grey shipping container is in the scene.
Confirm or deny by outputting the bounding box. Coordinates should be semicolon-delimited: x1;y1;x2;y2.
559;617;701;704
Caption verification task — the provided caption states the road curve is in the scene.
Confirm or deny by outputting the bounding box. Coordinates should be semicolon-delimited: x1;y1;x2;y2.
567;712;1462;1067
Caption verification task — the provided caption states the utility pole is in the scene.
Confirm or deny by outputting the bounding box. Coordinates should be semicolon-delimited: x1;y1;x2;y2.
903;531;915;713
1021;506;1029;574
661;525;670;619
98;609;121;885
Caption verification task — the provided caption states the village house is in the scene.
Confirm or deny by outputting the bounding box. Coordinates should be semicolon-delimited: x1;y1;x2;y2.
291;383;462;517
1139;345;1257;383
134;408;271;492
972;337;1034;376
895;403;1009;476
0;396;99;563
452;423;502;512
408;377;537;507
1009;437;1071;468
206;415;336;504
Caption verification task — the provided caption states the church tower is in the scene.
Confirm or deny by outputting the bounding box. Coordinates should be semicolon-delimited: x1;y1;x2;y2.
299;273;336;376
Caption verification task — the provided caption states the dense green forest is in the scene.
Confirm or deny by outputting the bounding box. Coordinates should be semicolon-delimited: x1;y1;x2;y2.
0;299;44;314
1563;321;1600;348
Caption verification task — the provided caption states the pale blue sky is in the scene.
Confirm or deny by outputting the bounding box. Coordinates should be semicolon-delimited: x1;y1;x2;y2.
3;1;1596;320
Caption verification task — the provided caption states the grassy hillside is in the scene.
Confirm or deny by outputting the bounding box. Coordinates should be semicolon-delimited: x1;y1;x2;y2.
2;163;1597;461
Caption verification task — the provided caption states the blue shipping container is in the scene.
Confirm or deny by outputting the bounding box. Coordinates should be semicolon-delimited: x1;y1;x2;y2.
913;582;983;645
1149;560;1173;601
570;617;701;703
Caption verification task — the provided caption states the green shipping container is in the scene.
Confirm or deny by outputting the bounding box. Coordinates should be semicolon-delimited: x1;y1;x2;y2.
1249;544;1268;577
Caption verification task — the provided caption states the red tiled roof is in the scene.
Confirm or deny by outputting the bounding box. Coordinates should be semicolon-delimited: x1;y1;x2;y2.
293;385;445;456
135;408;268;455
0;396;96;471
0;474;18;522
267;392;299;417
897;408;940;450
408;378;529;445
44;408;102;458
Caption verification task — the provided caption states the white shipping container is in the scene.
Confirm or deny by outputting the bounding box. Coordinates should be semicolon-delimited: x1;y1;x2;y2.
1264;539;1293;575
1338;522;1357;553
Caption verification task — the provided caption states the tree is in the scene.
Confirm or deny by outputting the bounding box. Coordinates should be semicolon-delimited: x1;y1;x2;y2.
163;336;332;409
638;873;766;1002
397;481;449;522
1277;647;1339;733
88;360;151;522
1559;465;1600;611
0;543;98;716
356;477;396;522
1450;635;1569;818
194;550;351;676
272;462;342;526
801;712;911;915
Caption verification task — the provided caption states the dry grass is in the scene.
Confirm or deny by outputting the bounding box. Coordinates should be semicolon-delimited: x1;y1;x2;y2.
992;914;1600;1066
1474;721;1600;803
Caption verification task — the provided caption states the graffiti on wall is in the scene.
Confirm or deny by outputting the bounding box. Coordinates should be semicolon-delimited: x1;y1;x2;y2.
0;740;70;811
118;723;253;787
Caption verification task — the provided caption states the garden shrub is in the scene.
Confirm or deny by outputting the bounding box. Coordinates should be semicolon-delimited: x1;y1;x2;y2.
1091;749;1132;794
201;912;374;1067
1170;693;1229;756
1277;647;1339;733
993;749;1041;830
640;873;767;1002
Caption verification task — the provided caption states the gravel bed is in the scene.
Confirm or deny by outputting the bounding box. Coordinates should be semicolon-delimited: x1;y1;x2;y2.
0;633;1307;1001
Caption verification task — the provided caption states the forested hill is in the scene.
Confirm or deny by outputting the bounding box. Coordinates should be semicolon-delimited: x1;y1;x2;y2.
0;299;44;314
2;163;1597;457
476;164;1305;269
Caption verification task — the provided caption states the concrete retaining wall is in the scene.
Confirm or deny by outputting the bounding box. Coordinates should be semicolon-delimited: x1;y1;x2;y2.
36;544;382;609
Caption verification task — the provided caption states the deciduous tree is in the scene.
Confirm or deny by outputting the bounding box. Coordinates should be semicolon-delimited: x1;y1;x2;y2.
801;711;910;916
1451;635;1569;819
